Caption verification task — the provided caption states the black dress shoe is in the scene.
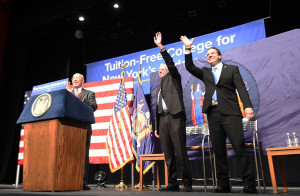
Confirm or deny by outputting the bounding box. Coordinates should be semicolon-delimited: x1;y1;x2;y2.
213;185;231;193
183;185;193;192
159;185;179;192
82;184;91;190
240;185;257;193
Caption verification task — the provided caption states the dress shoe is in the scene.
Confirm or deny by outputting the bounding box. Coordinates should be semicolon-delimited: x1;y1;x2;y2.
183;185;193;192
159;184;179;192
240;185;257;193
82;184;91;190
213;185;231;193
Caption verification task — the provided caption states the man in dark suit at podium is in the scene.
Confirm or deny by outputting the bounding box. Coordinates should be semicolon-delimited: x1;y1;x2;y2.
67;73;98;190
153;32;193;192
180;36;256;193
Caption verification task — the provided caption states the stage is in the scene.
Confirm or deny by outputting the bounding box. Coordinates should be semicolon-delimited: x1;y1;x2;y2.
1;184;300;196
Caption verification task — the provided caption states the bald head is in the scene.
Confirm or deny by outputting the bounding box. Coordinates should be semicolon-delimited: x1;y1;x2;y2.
72;73;84;88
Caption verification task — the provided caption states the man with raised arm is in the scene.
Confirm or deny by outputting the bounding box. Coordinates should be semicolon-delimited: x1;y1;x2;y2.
180;36;256;193
154;32;193;192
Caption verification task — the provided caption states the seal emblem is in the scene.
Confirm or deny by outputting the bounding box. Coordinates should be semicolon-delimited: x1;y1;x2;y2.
31;93;52;117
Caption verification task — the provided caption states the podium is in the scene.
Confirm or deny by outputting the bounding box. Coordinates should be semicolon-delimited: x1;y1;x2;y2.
17;89;95;191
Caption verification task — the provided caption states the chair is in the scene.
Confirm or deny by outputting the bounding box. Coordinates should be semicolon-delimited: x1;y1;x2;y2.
224;120;266;193
184;125;215;192
139;154;168;190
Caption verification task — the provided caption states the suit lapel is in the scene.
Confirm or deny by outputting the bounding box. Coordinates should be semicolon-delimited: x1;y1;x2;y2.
81;88;87;99
217;64;228;84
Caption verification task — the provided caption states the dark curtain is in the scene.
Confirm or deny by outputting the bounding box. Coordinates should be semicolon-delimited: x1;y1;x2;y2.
0;0;11;80
0;0;30;183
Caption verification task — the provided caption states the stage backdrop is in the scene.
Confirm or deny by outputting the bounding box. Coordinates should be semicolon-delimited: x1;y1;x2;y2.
150;29;300;158
86;19;266;95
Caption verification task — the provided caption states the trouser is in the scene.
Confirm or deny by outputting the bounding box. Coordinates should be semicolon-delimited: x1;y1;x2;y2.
158;113;192;186
207;106;254;186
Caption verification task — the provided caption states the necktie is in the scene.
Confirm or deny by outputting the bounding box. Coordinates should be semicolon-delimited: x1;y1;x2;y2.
212;67;218;101
158;90;163;114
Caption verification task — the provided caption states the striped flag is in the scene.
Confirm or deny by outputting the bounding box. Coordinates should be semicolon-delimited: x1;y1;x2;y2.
106;74;134;173
83;78;134;164
17;91;32;165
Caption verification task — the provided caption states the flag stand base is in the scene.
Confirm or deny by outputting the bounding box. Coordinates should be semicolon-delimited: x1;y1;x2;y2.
114;180;129;189
114;167;129;188
133;183;148;189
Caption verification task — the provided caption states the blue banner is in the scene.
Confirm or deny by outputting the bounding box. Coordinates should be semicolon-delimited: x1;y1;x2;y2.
86;19;266;94
31;78;68;96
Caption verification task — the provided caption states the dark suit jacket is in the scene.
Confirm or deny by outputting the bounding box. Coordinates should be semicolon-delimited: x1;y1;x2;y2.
185;53;252;116
155;50;186;132
72;88;98;135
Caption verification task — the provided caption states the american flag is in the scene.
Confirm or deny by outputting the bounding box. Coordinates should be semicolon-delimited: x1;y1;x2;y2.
83;77;134;164
106;76;134;172
17;91;32;165
17;78;134;165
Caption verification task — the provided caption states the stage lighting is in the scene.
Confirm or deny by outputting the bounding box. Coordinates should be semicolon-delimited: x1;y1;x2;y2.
78;16;85;21
94;171;107;188
113;3;119;8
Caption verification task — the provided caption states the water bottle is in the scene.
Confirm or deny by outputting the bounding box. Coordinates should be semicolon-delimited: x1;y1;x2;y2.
292;132;299;146
286;133;292;147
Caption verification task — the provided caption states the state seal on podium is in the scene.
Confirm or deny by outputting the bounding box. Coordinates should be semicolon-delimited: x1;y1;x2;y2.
31;93;52;117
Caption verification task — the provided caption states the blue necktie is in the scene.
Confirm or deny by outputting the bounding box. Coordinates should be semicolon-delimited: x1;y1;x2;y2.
212;67;218;101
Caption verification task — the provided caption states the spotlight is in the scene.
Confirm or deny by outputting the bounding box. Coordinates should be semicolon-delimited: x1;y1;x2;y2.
78;15;85;21
113;3;119;8
94;171;107;188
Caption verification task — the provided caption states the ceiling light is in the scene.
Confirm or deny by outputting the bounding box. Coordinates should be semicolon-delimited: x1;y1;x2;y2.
113;3;119;8
78;16;85;21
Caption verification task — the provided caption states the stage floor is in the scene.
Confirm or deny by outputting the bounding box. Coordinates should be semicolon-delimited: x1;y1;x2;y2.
1;184;300;196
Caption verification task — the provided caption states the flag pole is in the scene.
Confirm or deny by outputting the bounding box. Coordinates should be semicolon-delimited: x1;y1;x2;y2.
133;65;141;188
115;62;130;189
132;65;149;189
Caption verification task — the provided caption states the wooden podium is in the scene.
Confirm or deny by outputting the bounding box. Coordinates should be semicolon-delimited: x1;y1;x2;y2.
17;90;95;191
